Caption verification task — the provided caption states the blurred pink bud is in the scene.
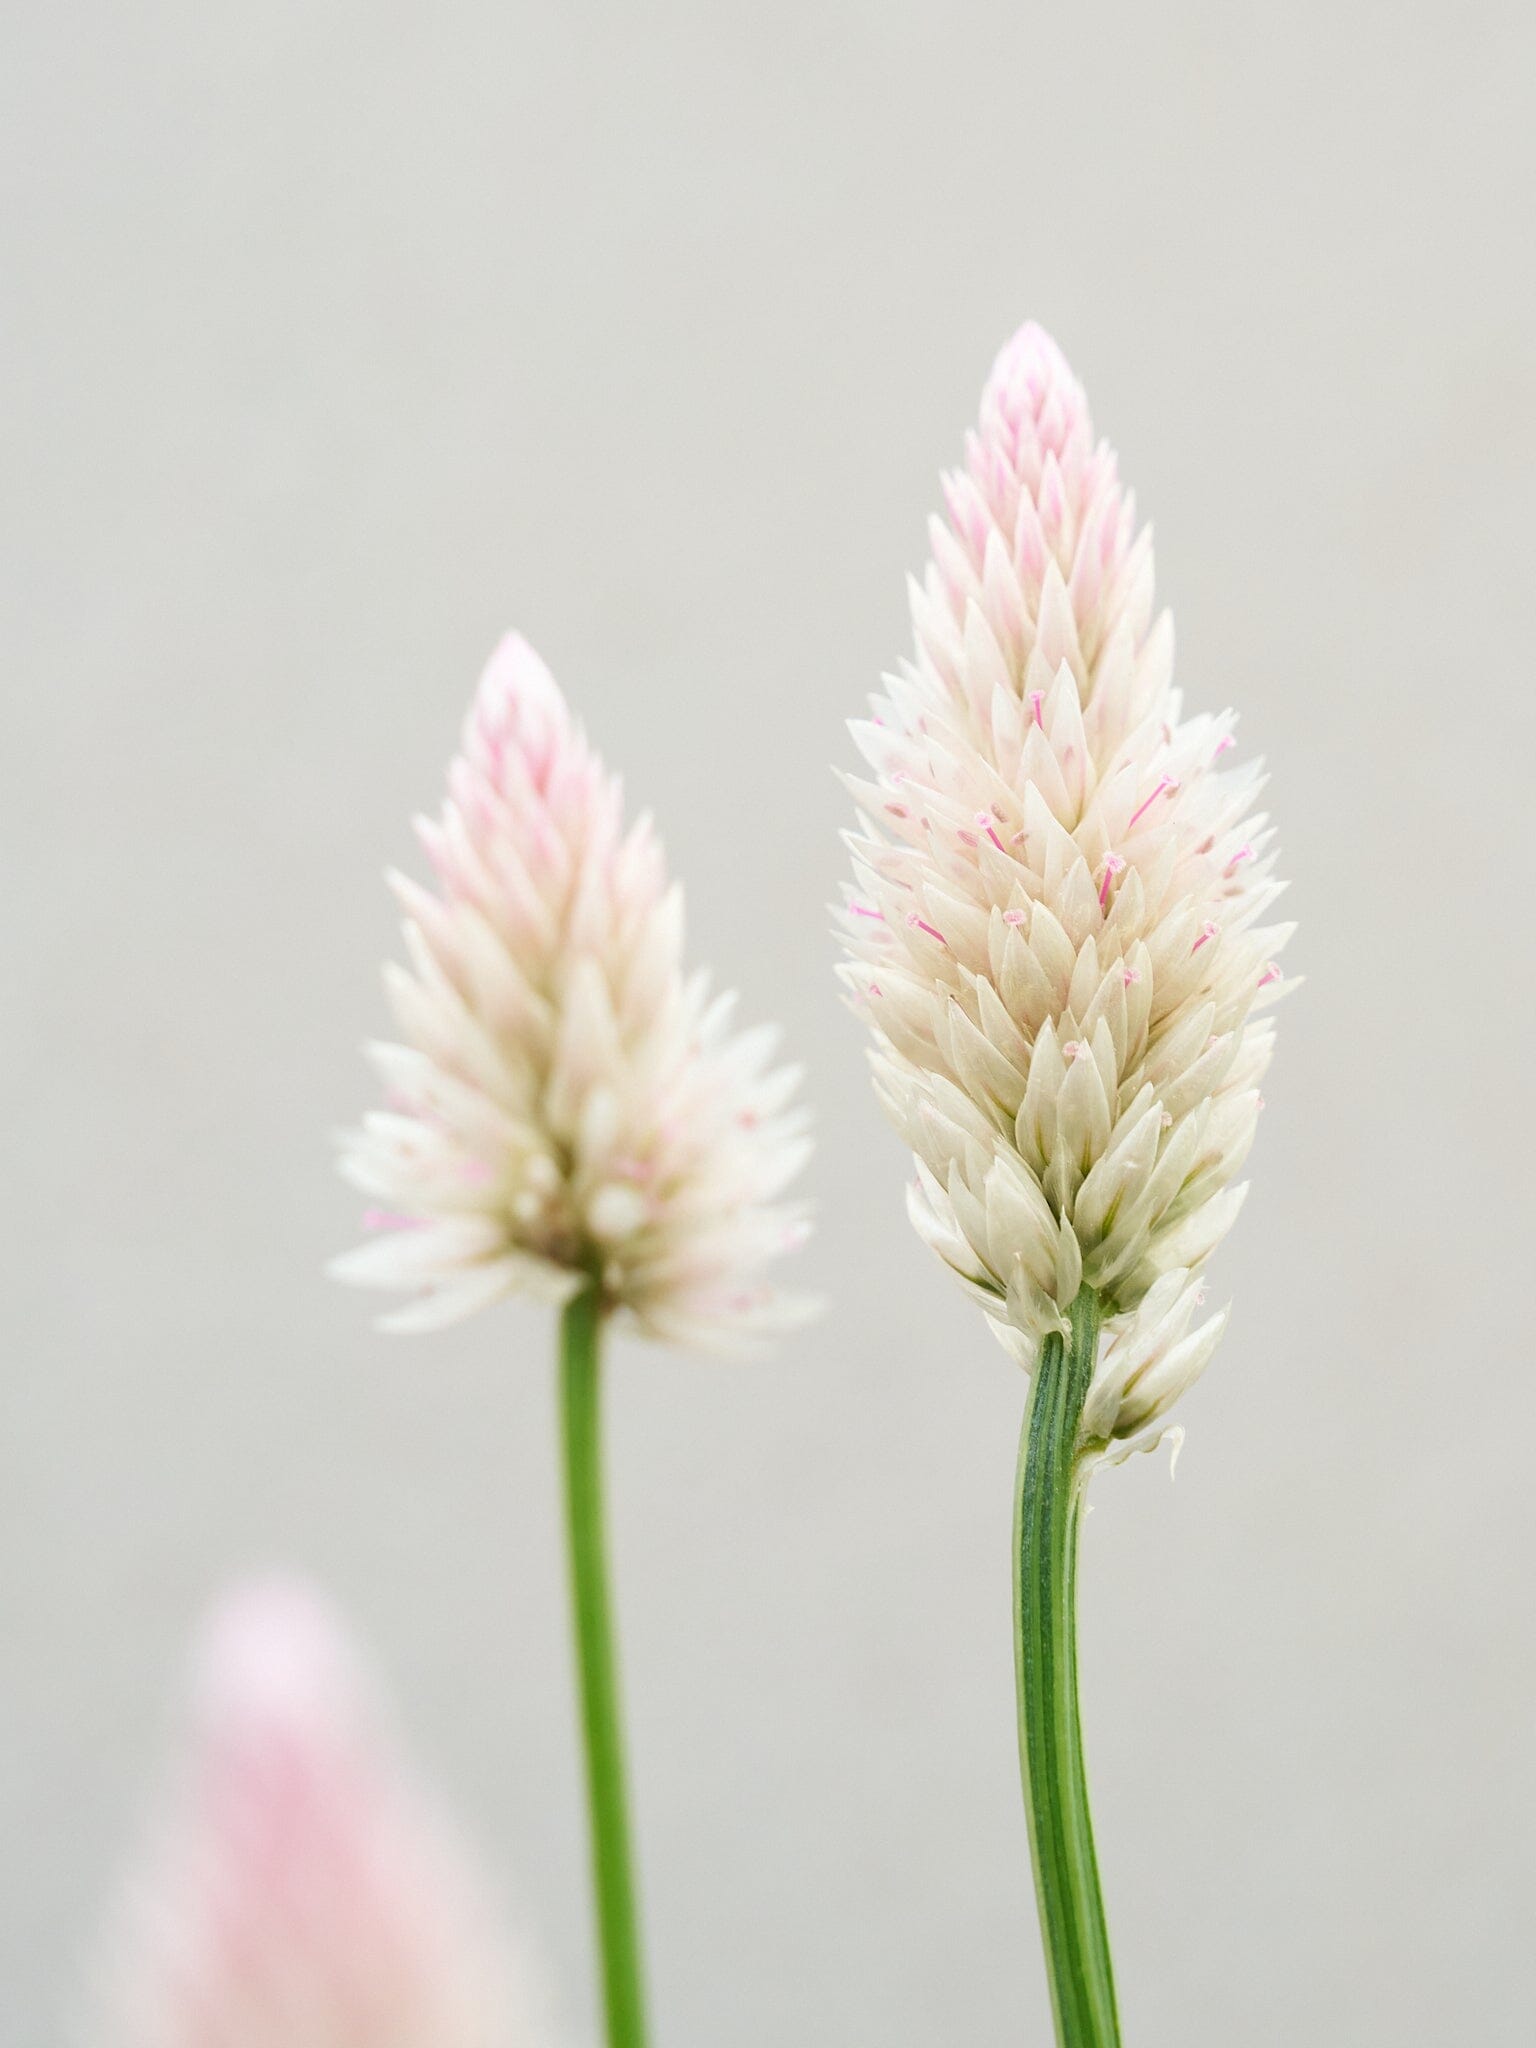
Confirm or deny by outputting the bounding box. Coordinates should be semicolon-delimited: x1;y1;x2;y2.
89;1578;544;2048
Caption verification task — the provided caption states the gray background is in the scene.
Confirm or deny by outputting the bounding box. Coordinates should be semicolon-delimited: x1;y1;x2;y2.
3;4;1533;2042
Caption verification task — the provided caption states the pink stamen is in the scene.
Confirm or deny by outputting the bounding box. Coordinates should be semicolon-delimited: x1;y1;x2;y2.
1192;920;1219;953
1003;908;1026;927
1127;775;1177;829
1122;965;1141;986
868;982;883;998
907;913;948;946
1226;844;1254;875
849;902;885;920
976;811;1006;851
957;828;979;847
1214;734;1236;756
1097;853;1126;908
1062;1040;1086;1062
1028;690;1044;728
1257;963;1282;988
885;802;909;819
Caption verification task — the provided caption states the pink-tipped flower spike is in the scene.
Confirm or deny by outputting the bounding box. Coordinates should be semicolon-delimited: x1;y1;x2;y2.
838;324;1295;2047
89;1579;542;2048
333;633;814;1352
841;322;1292;1448
333;635;816;2048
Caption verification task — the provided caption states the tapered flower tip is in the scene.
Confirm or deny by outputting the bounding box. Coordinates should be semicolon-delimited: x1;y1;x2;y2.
465;633;569;787
87;1578;539;2048
335;635;815;1350
979;321;1091;453
190;1577;367;1742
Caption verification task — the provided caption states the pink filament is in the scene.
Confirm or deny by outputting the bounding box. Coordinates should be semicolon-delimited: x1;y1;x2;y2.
1127;776;1176;829
1097;853;1125;908
1257;963;1282;988
907;913;947;946
1192;920;1219;953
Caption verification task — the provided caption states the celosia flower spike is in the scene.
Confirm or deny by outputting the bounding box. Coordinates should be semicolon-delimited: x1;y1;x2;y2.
89;1578;543;2048
841;322;1293;1453
842;320;1295;2046
334;634;814;1351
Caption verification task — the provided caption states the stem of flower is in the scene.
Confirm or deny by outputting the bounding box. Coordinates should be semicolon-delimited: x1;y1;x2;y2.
1013;1285;1121;2046
560;1282;649;2048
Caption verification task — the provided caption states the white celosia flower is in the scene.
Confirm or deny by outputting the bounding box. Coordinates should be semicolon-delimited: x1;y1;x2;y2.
334;634;813;1350
88;1579;544;2048
841;323;1293;1450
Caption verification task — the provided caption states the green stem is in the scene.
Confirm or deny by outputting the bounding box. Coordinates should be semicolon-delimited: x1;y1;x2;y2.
1013;1285;1120;2046
560;1283;649;2048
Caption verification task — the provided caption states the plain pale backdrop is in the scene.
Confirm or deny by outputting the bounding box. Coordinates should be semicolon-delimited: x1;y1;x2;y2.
3;4;1534;2043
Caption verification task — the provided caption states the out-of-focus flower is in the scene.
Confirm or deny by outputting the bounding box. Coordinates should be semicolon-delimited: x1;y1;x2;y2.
840;323;1293;1449
89;1579;540;2048
333;634;814;1351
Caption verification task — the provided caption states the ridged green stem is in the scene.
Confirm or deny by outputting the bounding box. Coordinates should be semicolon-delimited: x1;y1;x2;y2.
560;1283;649;2048
1013;1285;1120;2046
